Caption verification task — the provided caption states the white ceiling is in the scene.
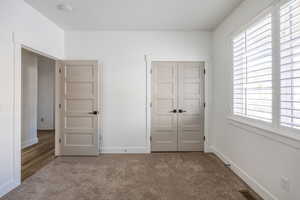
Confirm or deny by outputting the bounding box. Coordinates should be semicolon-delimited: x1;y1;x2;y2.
25;0;243;31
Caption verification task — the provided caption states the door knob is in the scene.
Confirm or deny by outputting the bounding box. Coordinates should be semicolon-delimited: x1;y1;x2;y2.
88;111;99;115
169;109;177;113
178;109;187;113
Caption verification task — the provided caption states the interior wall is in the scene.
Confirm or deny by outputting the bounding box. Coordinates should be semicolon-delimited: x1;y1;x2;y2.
212;0;300;199
21;49;38;149
37;56;55;130
0;0;64;197
0;0;64;58
65;31;212;153
0;32;15;198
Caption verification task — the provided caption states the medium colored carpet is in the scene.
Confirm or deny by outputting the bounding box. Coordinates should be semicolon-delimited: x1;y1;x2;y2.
2;153;262;200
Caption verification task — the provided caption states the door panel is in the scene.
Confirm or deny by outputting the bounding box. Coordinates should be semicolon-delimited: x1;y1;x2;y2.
151;62;178;152
178;62;204;151
60;61;99;156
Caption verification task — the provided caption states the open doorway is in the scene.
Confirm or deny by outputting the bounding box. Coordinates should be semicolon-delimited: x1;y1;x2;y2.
21;48;56;181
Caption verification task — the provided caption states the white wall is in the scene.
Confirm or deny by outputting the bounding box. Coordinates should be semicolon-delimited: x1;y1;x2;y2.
37;56;55;130
0;32;15;198
65;31;212;153
212;0;300;199
0;0;64;58
0;0;64;197
21;49;38;149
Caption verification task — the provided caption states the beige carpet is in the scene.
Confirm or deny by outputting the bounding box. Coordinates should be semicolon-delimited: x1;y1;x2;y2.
2;153;262;200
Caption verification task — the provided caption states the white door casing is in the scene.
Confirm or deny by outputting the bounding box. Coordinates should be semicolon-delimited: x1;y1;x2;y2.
60;60;99;156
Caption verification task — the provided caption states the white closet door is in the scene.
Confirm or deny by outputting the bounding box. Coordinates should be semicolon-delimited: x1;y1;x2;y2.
151;61;178;152
60;60;99;156
177;62;205;151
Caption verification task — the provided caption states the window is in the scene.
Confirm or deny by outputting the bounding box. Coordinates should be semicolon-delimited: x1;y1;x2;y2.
233;14;272;122
280;0;300;129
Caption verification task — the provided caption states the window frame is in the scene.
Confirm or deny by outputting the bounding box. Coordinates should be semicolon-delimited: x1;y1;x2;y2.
230;0;300;139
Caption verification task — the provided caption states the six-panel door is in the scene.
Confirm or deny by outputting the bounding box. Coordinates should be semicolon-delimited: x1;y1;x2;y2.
60;60;99;156
151;61;204;152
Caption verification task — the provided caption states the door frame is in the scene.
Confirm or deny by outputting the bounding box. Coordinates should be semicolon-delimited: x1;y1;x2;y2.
13;37;103;184
13;38;61;186
145;55;212;153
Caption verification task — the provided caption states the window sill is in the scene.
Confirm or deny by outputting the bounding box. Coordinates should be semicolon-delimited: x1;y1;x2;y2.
227;116;300;149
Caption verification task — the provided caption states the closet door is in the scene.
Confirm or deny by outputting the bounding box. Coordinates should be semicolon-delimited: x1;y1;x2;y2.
151;62;178;152
177;62;205;151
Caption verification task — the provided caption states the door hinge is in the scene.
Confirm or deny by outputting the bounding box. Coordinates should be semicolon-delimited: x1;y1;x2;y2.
59;138;62;143
59;104;62;109
203;102;206;108
150;136;152;142
59;68;62;73
203;136;206;141
204;68;206;75
150;102;152;107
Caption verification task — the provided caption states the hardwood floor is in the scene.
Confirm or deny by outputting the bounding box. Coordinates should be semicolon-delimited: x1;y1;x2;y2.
21;130;55;181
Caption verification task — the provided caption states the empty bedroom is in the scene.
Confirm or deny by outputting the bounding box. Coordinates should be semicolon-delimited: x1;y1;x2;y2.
0;0;299;200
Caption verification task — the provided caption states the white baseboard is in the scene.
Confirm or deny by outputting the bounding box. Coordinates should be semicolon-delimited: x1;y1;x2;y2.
21;137;38;149
100;146;150;154
211;146;278;200
204;145;215;153
0;179;19;198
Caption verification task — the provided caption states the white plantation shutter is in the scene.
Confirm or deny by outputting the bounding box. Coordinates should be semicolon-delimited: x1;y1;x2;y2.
233;33;246;116
233;14;272;122
280;0;300;129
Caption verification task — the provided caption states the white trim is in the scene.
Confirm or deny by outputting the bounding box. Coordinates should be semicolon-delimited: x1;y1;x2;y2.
101;146;149;154
21;137;39;149
211;146;278;200
0;180;19;198
145;55;152;153
21;45;58;61
272;3;281;130
55;61;61;156
98;62;104;154
145;55;211;152
228;116;300;149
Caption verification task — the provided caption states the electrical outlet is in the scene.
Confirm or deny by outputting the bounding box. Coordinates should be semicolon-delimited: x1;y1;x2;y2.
280;177;290;192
